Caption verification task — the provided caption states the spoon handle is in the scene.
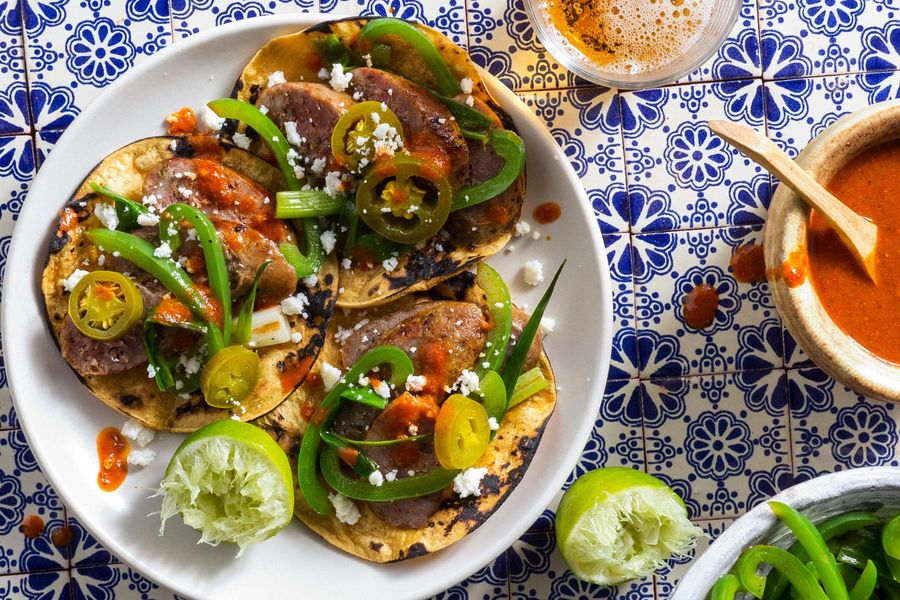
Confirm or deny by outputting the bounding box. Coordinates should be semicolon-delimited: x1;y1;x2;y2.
708;120;878;283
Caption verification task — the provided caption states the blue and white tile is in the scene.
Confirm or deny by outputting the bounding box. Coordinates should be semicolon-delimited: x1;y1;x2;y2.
466;0;586;91
604;234;638;380
0;388;15;430
0;18;28;136
643;371;791;520
174;0;317;41
782;327;815;369
0;570;71;600
519;87;626;234
622;81;768;231
633;226;782;378
760;0;897;77
676;0;762;84
24;0;172;129
507;526;655;599
71;564;175;600
0;135;34;232
34;128;63;169
67;514;118;567
0;430;67;574
765;72;883;159
320;0;467;48
789;368;900;474
653;518;733;596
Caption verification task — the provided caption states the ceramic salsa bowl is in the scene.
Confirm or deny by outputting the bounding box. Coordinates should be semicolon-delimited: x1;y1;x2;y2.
671;467;900;599
764;99;900;403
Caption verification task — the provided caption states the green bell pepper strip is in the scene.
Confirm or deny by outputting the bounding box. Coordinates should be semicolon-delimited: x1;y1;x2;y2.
431;92;493;141
340;386;389;410
275;190;345;219
769;501;849;600
232;261;270;346
710;574;743;600
883;514;900;559
327;432;431;447
314;34;351;66
89;182;149;231
358;18;461;96
508;366;549;408
84;228;225;354
475;262;511;378
451;130;525;211
836;546;894;583
296;345;413;515
320;445;459;501
476;370;506;439
736;545;829;600
764;512;881;600
142;319;175;391
848;560;877;600
158;202;232;345
319;431;379;477
501;260;565;407
206;98;324;278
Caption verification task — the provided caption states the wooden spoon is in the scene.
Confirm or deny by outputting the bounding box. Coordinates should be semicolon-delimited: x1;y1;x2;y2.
709;120;878;283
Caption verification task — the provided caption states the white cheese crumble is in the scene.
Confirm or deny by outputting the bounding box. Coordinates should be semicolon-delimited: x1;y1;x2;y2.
328;63;353;92
324;171;345;198
284;121;303;146
177;186;193;198
259;104;268;115
341;258;352;270
523;260;544;286
488;417;500;431
310;157;327;175
385;470;398;482
541;316;556;334
280;293;309;316
290;331;303;344
62;269;88;292
454;369;480;396
121;419;155;446
178;353;203;376
320;229;337;254
267;70;286;87
200;106;225;132
514;220;531;237
335;326;353;343
231;131;251;150
453;467;488;498
321;362;342;391
368;470;384;487
465;95;475;107
531;230;541;240
460;77;474;94
382;257;398;273
328;493;360;525
146;363;158;379
127;447;156;468
93;202;119;231
153;241;173;259
373;380;391;399
405;374;426;392
136;212;160;227
303;274;318;287
358;374;370;387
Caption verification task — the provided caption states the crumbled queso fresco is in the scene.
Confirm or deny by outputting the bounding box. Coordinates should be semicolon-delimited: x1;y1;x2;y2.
453;467;488;498
62;269;88;292
93;203;118;231
320;229;337;254
454;369;480;396
523;260;544;286
328;492;360;525
267;70;287;87
321;362;342;391
405;374;426;392
231;131;251;150
280;292;309;316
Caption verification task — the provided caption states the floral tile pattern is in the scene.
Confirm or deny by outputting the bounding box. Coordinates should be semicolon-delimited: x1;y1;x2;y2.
1;1;899;599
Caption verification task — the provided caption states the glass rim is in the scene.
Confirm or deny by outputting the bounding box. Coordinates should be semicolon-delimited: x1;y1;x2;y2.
523;0;743;90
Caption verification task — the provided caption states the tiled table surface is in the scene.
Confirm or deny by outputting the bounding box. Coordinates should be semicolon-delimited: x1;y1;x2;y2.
1;0;899;598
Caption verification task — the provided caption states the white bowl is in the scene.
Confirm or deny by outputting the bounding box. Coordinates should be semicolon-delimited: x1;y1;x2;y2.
0;13;613;600
672;467;900;599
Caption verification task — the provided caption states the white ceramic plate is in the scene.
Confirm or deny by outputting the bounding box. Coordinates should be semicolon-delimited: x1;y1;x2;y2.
2;14;612;599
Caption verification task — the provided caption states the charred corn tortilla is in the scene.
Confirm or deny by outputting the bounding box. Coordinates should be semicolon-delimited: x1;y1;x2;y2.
232;17;522;309
41;136;339;432
254;287;556;562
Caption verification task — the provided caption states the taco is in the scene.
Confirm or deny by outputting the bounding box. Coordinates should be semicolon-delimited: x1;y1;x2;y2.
225;16;526;308
254;270;556;562
41;136;338;432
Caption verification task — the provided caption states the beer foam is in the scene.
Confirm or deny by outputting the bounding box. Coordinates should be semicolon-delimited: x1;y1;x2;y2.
545;0;714;75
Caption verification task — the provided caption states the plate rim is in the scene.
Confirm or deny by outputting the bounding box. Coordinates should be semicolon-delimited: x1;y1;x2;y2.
1;12;613;598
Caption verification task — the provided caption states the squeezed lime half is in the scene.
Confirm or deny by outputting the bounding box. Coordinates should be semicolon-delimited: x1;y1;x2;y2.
158;419;294;555
555;467;703;585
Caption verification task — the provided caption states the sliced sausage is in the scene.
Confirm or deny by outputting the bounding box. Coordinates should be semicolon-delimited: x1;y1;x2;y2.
142;157;299;305
445;96;524;244
58;316;146;377
256;82;356;176
350;68;468;185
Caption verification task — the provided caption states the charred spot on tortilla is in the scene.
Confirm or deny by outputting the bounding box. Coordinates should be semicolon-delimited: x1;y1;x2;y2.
369;542;383;552
119;394;140;407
